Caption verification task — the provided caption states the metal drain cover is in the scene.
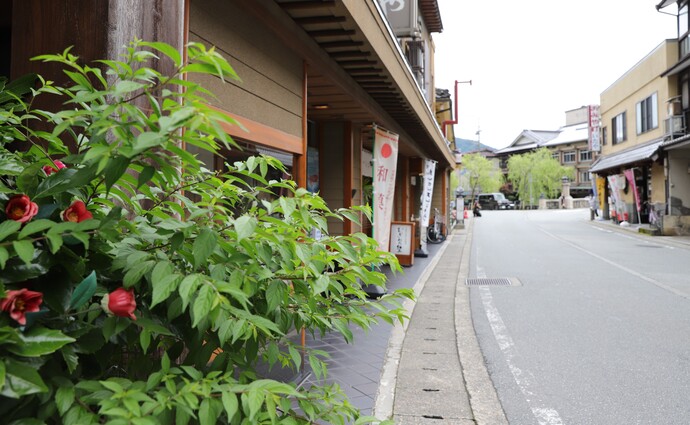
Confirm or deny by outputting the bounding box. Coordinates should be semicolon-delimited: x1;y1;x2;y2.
465;277;520;286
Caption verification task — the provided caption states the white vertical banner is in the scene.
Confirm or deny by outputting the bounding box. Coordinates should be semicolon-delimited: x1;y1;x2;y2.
372;126;399;251
419;159;436;225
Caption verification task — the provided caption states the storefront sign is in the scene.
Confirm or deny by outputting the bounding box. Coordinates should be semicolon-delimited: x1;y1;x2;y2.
588;105;601;152
372;126;399;252
419;159;436;226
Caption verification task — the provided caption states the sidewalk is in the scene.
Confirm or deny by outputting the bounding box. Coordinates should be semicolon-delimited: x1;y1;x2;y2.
595;217;690;247
300;219;507;424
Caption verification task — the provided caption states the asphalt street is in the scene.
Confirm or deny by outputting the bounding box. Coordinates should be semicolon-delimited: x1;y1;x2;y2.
469;209;690;425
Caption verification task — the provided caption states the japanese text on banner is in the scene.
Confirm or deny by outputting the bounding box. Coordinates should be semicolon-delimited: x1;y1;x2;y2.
372;127;399;252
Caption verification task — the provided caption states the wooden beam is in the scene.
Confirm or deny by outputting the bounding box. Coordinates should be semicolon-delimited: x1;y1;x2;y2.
294;16;346;25
279;0;336;10
307;28;355;37
319;40;364;48
210;106;303;155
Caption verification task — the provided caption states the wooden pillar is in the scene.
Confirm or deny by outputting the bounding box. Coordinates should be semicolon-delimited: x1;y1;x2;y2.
294;61;308;189
343;122;353;234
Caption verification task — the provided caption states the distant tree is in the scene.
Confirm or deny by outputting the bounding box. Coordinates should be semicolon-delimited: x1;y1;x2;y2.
461;153;502;201
507;148;574;208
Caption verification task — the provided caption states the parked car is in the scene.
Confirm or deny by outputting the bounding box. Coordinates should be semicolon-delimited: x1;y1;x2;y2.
477;193;514;210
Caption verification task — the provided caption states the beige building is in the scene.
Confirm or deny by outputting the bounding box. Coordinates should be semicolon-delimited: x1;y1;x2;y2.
590;39;677;226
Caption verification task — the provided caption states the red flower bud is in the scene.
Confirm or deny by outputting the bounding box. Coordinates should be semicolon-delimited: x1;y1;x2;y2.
1;289;43;325
61;200;93;223
42;160;66;176
102;288;137;320
5;194;39;223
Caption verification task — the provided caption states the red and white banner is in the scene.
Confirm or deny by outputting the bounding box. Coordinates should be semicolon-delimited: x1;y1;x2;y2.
624;169;641;213
372;126;399;251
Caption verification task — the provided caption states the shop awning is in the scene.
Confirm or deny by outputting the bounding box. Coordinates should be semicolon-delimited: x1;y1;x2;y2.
661;56;690;77
656;0;676;10
589;139;664;173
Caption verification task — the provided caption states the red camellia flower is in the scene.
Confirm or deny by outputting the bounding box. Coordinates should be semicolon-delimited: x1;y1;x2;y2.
42;160;66;175
102;288;137;320
5;194;39;223
0;289;43;325
61;200;93;223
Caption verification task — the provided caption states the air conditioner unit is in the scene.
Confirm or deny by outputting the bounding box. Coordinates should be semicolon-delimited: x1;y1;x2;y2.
665;115;685;137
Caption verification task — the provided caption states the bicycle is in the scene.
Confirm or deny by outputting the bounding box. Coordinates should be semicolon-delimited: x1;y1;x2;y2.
427;208;447;244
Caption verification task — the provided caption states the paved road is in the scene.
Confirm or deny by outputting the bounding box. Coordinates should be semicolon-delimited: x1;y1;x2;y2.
468;209;690;425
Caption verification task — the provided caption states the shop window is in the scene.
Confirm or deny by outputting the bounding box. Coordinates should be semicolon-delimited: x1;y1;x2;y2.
612;112;627;145
636;92;658;134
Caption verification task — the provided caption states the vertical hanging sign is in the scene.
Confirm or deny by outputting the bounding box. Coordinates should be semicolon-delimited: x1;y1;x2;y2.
588;104;601;152
419;159;436;226
372;126;399;252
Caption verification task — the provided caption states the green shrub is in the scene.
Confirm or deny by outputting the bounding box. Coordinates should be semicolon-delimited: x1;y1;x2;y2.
0;40;410;424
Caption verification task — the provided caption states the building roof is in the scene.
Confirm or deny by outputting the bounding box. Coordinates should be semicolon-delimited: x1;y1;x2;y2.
268;0;455;167
542;123;588;147
495;129;559;155
420;0;443;33
589;139;664;173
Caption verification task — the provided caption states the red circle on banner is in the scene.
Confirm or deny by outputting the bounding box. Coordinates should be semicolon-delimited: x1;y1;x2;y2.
381;143;392;158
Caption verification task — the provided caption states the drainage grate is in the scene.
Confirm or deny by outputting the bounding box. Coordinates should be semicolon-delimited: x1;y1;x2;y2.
465;277;518;286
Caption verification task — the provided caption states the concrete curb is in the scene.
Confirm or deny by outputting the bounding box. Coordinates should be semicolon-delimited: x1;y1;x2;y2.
454;219;509;424
373;233;453;420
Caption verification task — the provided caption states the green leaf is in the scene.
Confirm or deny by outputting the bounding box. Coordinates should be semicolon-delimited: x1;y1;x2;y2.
199;399;214;425
5;326;76;357
34;165;98;199
139;329;151;353
221;392;238;421
141;41;182;65
234;216;256;241
193;227;216;268
55;384;75;415
312;275;330;294
265;280;286;313
1;358;48;398
16;163;43;195
150;273;181;308
12;240;34;265
135;317;174;336
170;231;185;252
69;270;97;310
179;274;201;310
192;284;214;328
123;260;155;288
124;132;165;158
46;232;63;254
0;220;21;242
0;247;8;269
136;165;156;189
61;344;79;374
17;218;55;239
104;156;131;192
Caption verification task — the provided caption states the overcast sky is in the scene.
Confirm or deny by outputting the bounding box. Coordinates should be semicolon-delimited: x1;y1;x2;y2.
433;0;678;150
